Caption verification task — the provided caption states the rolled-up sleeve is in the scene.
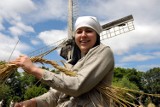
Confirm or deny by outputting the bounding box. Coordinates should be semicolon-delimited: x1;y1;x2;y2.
40;45;114;97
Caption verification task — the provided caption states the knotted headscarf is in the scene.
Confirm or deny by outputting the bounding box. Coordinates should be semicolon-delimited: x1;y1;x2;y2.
74;16;103;35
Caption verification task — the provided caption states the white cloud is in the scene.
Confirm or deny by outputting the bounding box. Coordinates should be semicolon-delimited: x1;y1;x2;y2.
135;64;160;72
153;52;160;57
0;24;5;31
0;0;68;25
121;53;154;62
115;63;160;72
38;29;67;45
0;18;5;30
101;22;160;55
9;21;34;36
79;0;160;21
30;39;40;45
0;0;36;14
0;33;31;61
0;0;36;40
21;0;68;24
0;0;36;22
0;0;68;61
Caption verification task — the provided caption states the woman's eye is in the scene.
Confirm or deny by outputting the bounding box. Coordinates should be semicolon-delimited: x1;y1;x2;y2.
86;30;93;33
76;30;82;34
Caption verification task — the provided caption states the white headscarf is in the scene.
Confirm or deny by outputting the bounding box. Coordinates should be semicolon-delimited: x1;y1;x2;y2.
74;16;103;35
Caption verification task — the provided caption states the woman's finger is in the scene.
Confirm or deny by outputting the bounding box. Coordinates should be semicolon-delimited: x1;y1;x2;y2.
19;54;27;58
14;102;22;107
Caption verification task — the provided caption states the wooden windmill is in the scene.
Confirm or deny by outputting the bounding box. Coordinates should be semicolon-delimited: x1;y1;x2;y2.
59;0;135;62
28;0;135;61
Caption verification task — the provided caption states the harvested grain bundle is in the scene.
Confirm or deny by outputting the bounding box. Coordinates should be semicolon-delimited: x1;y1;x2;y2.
0;57;160;107
0;62;17;83
0;57;76;83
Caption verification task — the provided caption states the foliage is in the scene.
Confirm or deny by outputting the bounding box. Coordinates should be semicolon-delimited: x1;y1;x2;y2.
0;84;11;100
0;67;50;106
113;76;139;90
113;67;160;106
113;67;143;89
0;61;5;64
141;67;160;105
141;67;160;93
0;64;159;106
24;85;48;100
113;69;140;105
0;84;12;106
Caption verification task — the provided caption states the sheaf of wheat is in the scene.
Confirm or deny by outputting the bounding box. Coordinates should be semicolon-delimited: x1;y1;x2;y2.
0;57;159;107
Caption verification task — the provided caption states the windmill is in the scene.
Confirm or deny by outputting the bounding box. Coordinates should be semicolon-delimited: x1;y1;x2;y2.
28;0;135;62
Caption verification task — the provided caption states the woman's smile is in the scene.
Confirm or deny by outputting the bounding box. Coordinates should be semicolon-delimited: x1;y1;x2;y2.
80;40;90;44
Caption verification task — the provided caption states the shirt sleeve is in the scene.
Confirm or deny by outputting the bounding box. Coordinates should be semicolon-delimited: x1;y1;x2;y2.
35;88;61;107
40;46;114;97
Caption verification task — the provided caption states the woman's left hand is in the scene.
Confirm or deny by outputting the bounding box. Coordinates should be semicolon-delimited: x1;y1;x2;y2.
14;99;37;107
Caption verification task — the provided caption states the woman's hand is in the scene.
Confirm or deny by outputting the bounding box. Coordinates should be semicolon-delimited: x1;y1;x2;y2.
10;55;44;79
10;55;37;74
14;99;37;107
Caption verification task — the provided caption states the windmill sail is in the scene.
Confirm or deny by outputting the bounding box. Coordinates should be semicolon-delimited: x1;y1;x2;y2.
101;15;134;40
60;14;135;61
28;0;135;61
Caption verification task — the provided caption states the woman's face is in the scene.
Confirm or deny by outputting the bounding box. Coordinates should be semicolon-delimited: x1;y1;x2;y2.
75;27;97;54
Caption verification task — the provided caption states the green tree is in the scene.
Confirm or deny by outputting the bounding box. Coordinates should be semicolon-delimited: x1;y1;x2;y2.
5;71;23;100
0;84;11;100
113;76;139;90
0;84;12;106
113;67;143;105
141;67;160;105
24;85;48;100
113;67;144;89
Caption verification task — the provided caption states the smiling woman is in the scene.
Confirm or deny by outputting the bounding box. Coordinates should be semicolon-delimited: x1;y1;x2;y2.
9;16;115;107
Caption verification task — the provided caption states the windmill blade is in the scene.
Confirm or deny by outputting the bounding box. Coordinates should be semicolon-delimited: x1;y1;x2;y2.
27;15;135;59
28;38;67;57
26;0;77;59
100;15;135;40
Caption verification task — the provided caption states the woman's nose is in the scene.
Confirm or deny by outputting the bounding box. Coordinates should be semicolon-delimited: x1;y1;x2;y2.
81;31;87;37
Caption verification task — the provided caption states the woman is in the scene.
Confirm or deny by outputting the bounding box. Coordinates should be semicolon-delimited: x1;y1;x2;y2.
12;16;114;107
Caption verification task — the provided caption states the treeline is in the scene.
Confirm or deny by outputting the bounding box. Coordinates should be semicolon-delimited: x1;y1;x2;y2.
113;67;160;106
0;66;160;106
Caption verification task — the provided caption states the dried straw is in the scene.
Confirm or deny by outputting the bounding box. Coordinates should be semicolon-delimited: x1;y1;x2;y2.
0;57;76;83
0;57;159;106
0;62;17;83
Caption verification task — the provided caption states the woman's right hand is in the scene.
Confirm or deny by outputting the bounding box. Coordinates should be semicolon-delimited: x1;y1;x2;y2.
14;99;37;107
10;55;44;79
10;55;36;74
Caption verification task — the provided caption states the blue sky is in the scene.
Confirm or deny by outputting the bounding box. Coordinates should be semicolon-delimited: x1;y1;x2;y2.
0;0;160;72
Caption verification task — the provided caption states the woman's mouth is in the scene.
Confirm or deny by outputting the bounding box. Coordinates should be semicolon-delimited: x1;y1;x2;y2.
80;40;90;44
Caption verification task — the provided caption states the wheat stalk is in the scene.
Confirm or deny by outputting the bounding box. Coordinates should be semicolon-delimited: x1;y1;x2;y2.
0;62;17;83
0;57;159;106
0;57;76;83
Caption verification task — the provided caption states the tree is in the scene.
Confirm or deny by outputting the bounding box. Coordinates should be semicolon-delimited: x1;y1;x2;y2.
113;76;139;90
113;67;144;89
24;85;48;100
5;71;23;100
0;84;11;100
141;67;160;105
0;84;12;107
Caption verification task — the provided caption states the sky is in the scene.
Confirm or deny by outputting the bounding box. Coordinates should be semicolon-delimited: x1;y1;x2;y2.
0;0;160;72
